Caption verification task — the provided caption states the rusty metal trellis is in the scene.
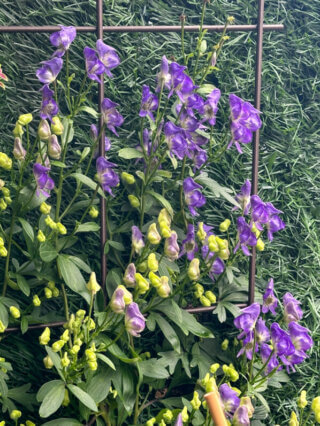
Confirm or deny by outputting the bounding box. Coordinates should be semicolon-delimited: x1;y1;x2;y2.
1;0;283;332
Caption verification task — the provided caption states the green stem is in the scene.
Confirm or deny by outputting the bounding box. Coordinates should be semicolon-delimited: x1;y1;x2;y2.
192;0;207;80
61;283;70;321
88;292;94;319
179;156;188;230
2;209;17;297
181;15;186;65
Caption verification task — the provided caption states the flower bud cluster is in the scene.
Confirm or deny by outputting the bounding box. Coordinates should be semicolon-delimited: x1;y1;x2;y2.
44;281;59;299
44;215;67;234
193;283;216;307
0;184;12;212
0;237;8;257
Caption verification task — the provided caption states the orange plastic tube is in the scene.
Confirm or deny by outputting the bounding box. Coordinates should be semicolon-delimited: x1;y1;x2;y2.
204;391;228;426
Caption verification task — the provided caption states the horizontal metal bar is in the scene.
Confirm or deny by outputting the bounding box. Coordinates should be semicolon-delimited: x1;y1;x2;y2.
0;24;284;34
186;303;247;314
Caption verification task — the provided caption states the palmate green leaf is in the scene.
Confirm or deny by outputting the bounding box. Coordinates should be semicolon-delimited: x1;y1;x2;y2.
118;147;144;159
57;255;90;303
96;353;116;370
7;383;35;411
180;309;214;338
138;358;170;379
147;190;174;217
39;381;65;418
67;384;98;412
75;222;100;233
152;312;181;353
39;241;59;263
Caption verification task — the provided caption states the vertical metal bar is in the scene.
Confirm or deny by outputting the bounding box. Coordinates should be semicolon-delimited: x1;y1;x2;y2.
249;0;265;305
97;0;108;299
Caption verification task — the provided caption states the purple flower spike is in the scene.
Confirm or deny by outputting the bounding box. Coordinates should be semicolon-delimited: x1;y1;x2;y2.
50;26;76;57
234;303;260;337
36;58;63;84
96;39;120;77
228;94;262;153
202;88;221;126
219;384;240;415
237;331;258;360
101;98;124;136
183;177;206;216
40;85;59;121
234;217;257;256
33;163;55;198
169;62;196;103
180;224;198;260
125;302;145;337
270;323;295;363
260;343;279;374
251;196;285;240
262;278;278;315
233;406;250;426
96;156;119;196
288;322;313;352
139;85;158;121
283;292;303;323
84;46;105;83
234;180;251;215
255;318;270;344
164;122;188;160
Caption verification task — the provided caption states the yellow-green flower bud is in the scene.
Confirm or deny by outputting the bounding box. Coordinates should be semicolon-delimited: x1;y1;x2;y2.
89;206;99;218
251;223;260;238
149;271;161;287
128;194;140;208
61;329;69;342
219;219;231;232
52;287;60;297
157;276;171;298
88;360;98;371
202;400;207;409
158;208;171;227
87;272;101;295
44;287;52;299
37;230;46;243
191;391;201;410
33;295;41;307
216;237;228;249
146;418;156;426
1;187;9;196
256;238;265;251
147;223;161;245
0;237;4;246
205;377;217;393
163;409;173;422
311;396;320;413
298;390;307;409
188;258;200;281
62;389;70;407
197;222;207;241
13;123;24;137
227;15;235;23
18;113;33;126
47;281;55;290
51;116;64;135
194;283;204;298
0;152;12;170
70;344;80;355
52;339;65;352
121;172;135;184
39;327;51;345
221;339;229;351
0;420;5;426
201;372;210;387
0;320;6;333
0;199;7;211
218;248;230;260
0;179;4;189
240;397;254;418
43;355;54;369
57;222;67;235
45;215;57;230
160;223;172;238
26;421;36;426
10;410;22;420
61;351;70;367
147;253;158;272
0;246;8;257
205;291;216;304
137;261;148;273
200;295;211;307
159;420;166;426
210;363;220;374
38;119;51;140
289;411;298;426
40;201;51;215
9;306;20;319
76;309;86;319
316;412;320;423
208;235;219;253
4;196;11;205
135;273;149;294
181;406;189;422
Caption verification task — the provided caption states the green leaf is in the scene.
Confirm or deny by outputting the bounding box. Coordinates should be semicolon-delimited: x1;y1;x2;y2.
153;313;181;353
213;303;227;322
45;348;65;381
197;174;240;207
18;217;34;242
86;366;111;404
138;359;170;379
16;274;30;296
96;353;116;370
39;381;65;418
136;170;145;182
222;301;242;318
79;106;99;118
108;240;125;251
57;255;90;303
147;190;174;217
67;384;98;412
61;118;74;147
97;335;139;364
0;302;8;328
69;256;91;274
197;84;217;95
42;419;82;426
20;316;28;334
39;241;58;263
37;380;64;402
118;148;144;159
75;222;100;233
70;173;105;198
51;161;67;168
105;268;122;299
180;309;214;338
155;299;186;334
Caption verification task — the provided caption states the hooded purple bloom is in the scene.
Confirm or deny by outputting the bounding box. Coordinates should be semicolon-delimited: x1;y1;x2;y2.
180;224;198;260
219;384;240;415
131;226;145;254
191;146;208;170
139;85;158;121
174;413;183;426
228;94;262;153
83;46;105;83
234;303;260;337
96;156;119;196
176;105;200;132
262;278;278;315
251;196;285;240
201;88;221;126
270;323;295;364
233;180;251;215
233;406;250;426
96;39;120;77
255;318;270;344
164;231;180;261
187;93;205;115
110;287;126;313
156;56;172;92
260;343;280;374
50;26;76;57
234;217;257;256
101;98;124;136
123;263;136;287
36;58;63;84
169;62;196;102
210;257;225;277
33;163;55;198
283;292;303;323
183;177;206;216
164;122;188;160
90;124;111;158
40;85;59;122
125;302;145;337
288;322;313;352
237;331;258;360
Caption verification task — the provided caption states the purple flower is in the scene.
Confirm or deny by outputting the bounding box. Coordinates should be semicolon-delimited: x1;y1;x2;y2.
48;134;61;159
219;384;240;415
40;85;59;121
255;318;270;344
131;226;145;255
251;196;285;240
183;177;206;216
125;302;145;337
176;105;200;132
156;56;172;92
90;124;111;157
234;303;260;337
50;26;76;57
201;88;221;126
233;406;250;426
110;285;132;314
288;322;313;352
169;62;196;103
187;93;205;115
96;39;120;77
101;98;124;136
83;47;105;83
270;323;295;363
33;163;55;198
96;156;119;196
283;293;303;323
228;94;262;153
210;257;225;277
139;85;158;121
164;231;180;261
174;413;183;426
234;180;251;215
13;137;26;161
262;278;278;315
180;224;198;260
191;146;208;170
234;217;257;256
260;343;280;374
164;122;188;160
123;263;136;287
237;331;258;360
36;58;63;84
